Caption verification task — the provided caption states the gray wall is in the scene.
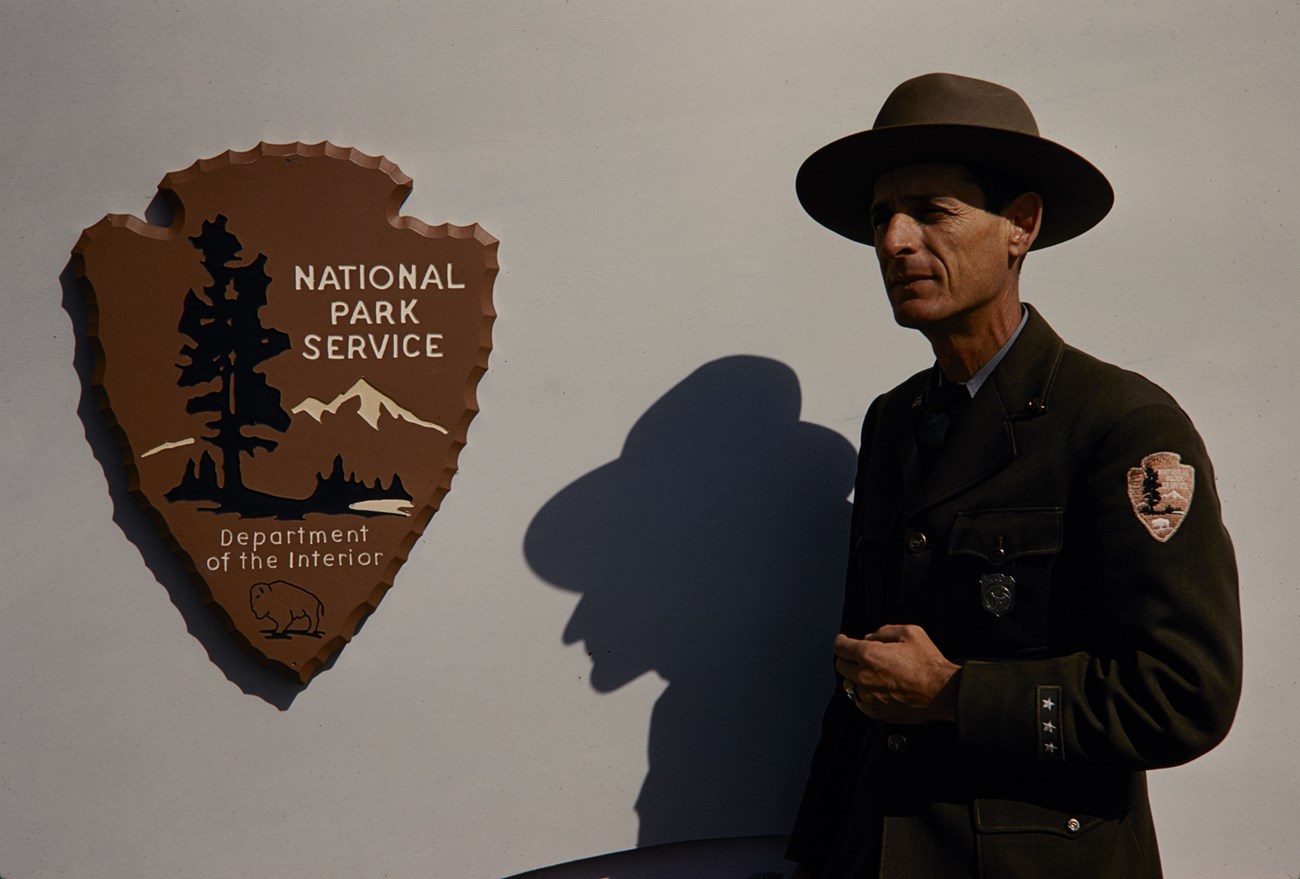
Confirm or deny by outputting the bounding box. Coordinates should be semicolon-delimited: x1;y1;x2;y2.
2;2;1296;877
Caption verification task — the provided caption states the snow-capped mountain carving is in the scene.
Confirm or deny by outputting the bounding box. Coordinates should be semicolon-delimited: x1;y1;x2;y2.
291;379;448;433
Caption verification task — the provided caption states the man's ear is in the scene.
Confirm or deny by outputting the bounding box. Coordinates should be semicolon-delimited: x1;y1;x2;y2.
1005;191;1043;259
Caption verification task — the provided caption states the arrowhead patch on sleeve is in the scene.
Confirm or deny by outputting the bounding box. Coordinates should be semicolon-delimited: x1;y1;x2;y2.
1126;451;1195;543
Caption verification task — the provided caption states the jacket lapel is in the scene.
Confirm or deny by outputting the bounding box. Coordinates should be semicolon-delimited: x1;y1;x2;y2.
906;305;1064;517
907;375;1014;516
893;376;928;504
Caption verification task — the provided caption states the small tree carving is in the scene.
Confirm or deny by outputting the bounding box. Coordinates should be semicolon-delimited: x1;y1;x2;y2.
1140;464;1161;514
175;215;290;497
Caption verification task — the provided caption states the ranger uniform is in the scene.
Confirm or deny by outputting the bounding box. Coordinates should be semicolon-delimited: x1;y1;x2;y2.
787;73;1241;879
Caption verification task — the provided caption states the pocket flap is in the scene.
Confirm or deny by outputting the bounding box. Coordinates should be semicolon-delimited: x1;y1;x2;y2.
974;798;1104;838
949;507;1063;564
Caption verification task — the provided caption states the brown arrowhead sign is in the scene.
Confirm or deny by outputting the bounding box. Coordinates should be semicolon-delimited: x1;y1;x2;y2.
72;142;497;682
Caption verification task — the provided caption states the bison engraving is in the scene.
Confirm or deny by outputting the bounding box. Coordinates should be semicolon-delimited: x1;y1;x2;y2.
249;580;324;637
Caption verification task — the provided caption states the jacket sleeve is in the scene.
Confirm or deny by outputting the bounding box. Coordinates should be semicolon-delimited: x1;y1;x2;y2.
785;673;872;865
956;400;1242;772
786;396;884;866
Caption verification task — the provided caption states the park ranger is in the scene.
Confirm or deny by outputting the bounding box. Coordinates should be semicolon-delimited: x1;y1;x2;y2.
786;72;1241;878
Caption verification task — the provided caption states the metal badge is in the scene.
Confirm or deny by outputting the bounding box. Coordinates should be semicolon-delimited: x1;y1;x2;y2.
979;573;1016;617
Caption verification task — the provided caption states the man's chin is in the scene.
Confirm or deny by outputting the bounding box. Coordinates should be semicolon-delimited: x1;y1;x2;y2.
890;302;936;329
888;292;964;330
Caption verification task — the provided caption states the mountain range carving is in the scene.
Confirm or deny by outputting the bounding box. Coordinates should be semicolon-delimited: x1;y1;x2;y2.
291;379;448;433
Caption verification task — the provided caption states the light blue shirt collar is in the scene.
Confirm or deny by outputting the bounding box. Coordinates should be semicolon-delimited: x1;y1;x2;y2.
951;306;1029;398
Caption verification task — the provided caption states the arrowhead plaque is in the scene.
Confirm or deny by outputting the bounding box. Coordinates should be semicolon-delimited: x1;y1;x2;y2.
72;143;497;682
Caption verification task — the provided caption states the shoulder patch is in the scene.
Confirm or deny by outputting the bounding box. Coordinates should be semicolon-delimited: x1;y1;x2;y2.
1126;452;1195;542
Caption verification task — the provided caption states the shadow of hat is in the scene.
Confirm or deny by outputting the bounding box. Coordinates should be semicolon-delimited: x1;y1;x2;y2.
796;72;1113;249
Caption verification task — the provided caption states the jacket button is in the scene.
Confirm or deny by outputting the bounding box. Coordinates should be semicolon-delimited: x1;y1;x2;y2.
1065;818;1081;834
906;532;927;553
886;733;908;754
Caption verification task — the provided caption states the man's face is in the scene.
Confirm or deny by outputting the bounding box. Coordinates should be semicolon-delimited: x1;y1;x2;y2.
869;163;1022;332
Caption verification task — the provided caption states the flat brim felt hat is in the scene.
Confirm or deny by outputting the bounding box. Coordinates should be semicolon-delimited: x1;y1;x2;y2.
796;72;1114;250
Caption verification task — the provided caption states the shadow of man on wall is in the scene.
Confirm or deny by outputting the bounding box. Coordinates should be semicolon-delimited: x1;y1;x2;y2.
525;355;856;846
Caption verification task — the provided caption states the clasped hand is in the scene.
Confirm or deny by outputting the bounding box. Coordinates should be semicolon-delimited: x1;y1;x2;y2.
833;624;960;724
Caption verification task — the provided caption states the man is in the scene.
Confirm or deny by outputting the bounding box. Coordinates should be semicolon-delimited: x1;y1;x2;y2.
786;73;1241;878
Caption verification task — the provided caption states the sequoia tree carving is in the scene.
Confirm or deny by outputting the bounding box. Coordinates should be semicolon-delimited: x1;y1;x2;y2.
175;214;291;499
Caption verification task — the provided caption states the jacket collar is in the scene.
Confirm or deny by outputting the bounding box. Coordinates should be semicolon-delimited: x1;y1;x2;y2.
906;303;1065;515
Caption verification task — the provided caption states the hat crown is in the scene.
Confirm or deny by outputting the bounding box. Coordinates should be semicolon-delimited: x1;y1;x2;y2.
796;72;1113;249
873;72;1039;137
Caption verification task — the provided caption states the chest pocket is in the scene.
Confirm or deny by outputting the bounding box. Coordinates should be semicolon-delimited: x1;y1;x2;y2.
946;507;1063;657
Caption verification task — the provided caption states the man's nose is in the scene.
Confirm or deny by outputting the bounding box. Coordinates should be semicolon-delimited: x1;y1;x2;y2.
877;213;919;256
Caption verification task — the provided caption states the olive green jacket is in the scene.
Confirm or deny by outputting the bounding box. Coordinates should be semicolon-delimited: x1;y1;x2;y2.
788;306;1241;879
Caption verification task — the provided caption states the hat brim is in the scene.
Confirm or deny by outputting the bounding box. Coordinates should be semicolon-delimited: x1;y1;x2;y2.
795;124;1113;250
